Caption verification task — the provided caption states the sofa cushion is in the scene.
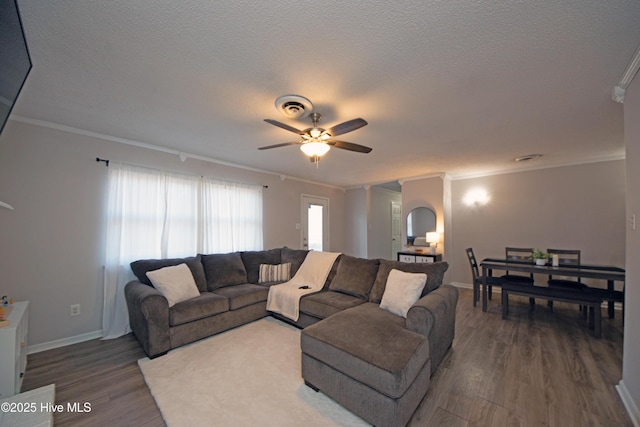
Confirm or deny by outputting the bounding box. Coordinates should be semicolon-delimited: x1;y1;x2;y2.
370;260;449;303
281;247;309;277
241;249;282;284
201;252;248;290
146;263;201;307
300;291;367;319
328;255;379;299
323;255;342;290
258;263;291;283
131;255;207;292
380;269;427;318
169;292;229;326
212;284;269;310
301;302;429;399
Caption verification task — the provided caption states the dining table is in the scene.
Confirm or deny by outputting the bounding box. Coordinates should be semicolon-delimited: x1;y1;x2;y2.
480;257;625;315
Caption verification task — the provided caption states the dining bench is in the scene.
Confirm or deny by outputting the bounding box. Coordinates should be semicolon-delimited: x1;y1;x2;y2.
500;282;604;337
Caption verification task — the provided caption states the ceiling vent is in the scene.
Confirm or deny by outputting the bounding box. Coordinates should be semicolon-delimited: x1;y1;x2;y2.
274;95;313;119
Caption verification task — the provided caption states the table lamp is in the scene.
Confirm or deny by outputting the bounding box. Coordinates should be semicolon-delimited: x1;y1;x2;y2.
426;232;440;255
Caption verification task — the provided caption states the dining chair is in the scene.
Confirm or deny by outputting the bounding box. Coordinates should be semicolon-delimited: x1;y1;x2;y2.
502;247;535;308
546;249;586;312
465;248;504;307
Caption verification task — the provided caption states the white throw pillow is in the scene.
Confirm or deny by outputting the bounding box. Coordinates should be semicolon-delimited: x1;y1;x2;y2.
380;269;428;318
146;263;200;307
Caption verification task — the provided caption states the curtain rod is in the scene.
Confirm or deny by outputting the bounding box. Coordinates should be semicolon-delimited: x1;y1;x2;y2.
96;157;109;166
95;157;268;188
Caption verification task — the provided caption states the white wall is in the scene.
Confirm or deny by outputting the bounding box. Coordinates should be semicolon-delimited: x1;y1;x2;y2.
0;120;345;347
449;161;626;287
344;187;367;257
622;71;640;422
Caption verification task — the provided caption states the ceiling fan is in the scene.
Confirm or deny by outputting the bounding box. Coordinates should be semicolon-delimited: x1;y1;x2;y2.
259;111;372;164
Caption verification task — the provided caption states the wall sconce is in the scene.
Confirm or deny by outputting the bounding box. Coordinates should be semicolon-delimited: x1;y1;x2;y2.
463;188;490;206
426;232;440;255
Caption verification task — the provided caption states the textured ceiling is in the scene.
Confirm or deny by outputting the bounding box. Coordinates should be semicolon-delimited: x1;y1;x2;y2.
11;0;640;187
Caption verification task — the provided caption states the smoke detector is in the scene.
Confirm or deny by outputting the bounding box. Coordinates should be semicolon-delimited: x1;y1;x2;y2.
274;95;313;119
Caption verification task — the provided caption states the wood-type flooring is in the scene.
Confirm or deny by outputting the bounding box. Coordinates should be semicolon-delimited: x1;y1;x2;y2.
21;288;631;426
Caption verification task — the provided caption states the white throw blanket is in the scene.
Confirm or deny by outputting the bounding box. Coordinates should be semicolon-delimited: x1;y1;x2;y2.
266;251;341;321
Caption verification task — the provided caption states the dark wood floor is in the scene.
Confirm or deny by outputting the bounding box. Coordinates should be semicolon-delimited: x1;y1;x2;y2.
22;288;631;426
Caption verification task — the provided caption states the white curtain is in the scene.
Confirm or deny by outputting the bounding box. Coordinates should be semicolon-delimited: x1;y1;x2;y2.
102;163;263;339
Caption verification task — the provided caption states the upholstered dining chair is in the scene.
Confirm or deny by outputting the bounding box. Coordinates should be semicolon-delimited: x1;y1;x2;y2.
546;249;586;312
502;247;535;307
465;248;504;307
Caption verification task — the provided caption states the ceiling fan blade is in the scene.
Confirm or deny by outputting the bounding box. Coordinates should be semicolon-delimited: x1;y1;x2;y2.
264;119;303;134
325;118;368;137
258;142;301;150
327;139;372;153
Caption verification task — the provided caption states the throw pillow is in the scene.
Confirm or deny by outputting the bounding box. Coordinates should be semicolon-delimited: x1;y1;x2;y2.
146;263;200;307
200;252;248;291
379;269;427;318
369;259;449;303
258;263;291;283
130;255;208;292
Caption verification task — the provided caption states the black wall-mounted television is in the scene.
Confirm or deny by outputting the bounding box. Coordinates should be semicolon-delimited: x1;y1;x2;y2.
0;0;32;137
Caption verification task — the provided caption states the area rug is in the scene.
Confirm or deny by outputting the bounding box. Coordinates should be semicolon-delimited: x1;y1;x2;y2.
138;317;369;427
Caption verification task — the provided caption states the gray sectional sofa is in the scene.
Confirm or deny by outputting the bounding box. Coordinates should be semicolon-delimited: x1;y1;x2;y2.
124;247;458;427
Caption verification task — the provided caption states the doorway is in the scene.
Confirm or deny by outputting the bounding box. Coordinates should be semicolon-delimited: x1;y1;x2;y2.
301;195;329;251
391;201;402;260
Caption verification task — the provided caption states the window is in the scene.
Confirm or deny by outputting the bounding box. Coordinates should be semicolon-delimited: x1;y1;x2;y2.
103;163;263;338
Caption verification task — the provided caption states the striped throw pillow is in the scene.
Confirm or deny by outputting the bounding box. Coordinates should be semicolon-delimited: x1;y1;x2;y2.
258;263;291;283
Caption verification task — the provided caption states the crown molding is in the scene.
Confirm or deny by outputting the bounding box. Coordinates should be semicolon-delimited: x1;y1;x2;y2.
612;42;640;104
10;116;345;191
448;154;626;181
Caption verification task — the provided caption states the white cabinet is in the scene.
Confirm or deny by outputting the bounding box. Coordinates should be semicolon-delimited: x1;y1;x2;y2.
397;252;442;264
399;254;416;263
0;301;29;398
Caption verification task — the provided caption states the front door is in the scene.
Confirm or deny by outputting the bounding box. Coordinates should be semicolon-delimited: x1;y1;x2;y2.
301;195;329;251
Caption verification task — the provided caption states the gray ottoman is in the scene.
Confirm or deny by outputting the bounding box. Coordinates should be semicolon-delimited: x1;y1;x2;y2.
301;303;431;427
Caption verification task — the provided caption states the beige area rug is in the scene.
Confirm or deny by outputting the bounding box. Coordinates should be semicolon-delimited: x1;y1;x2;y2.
138;317;369;427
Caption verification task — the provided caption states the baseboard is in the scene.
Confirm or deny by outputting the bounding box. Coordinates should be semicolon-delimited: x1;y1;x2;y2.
27;330;103;355
449;281;474;290
617;380;640;427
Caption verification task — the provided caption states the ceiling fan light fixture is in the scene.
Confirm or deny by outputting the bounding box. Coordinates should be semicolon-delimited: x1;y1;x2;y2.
300;141;330;157
309;127;322;138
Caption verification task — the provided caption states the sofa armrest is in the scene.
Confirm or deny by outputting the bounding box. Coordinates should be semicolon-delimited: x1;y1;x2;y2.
124;280;171;358
406;284;459;374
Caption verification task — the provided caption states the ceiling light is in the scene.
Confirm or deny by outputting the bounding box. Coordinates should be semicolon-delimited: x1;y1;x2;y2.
300;141;330;157
515;154;543;162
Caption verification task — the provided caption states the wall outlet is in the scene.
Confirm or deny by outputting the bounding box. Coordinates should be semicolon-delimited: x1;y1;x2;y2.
70;304;80;316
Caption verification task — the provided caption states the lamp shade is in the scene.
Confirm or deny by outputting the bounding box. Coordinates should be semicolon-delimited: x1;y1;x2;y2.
300;141;330;157
426;232;440;244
